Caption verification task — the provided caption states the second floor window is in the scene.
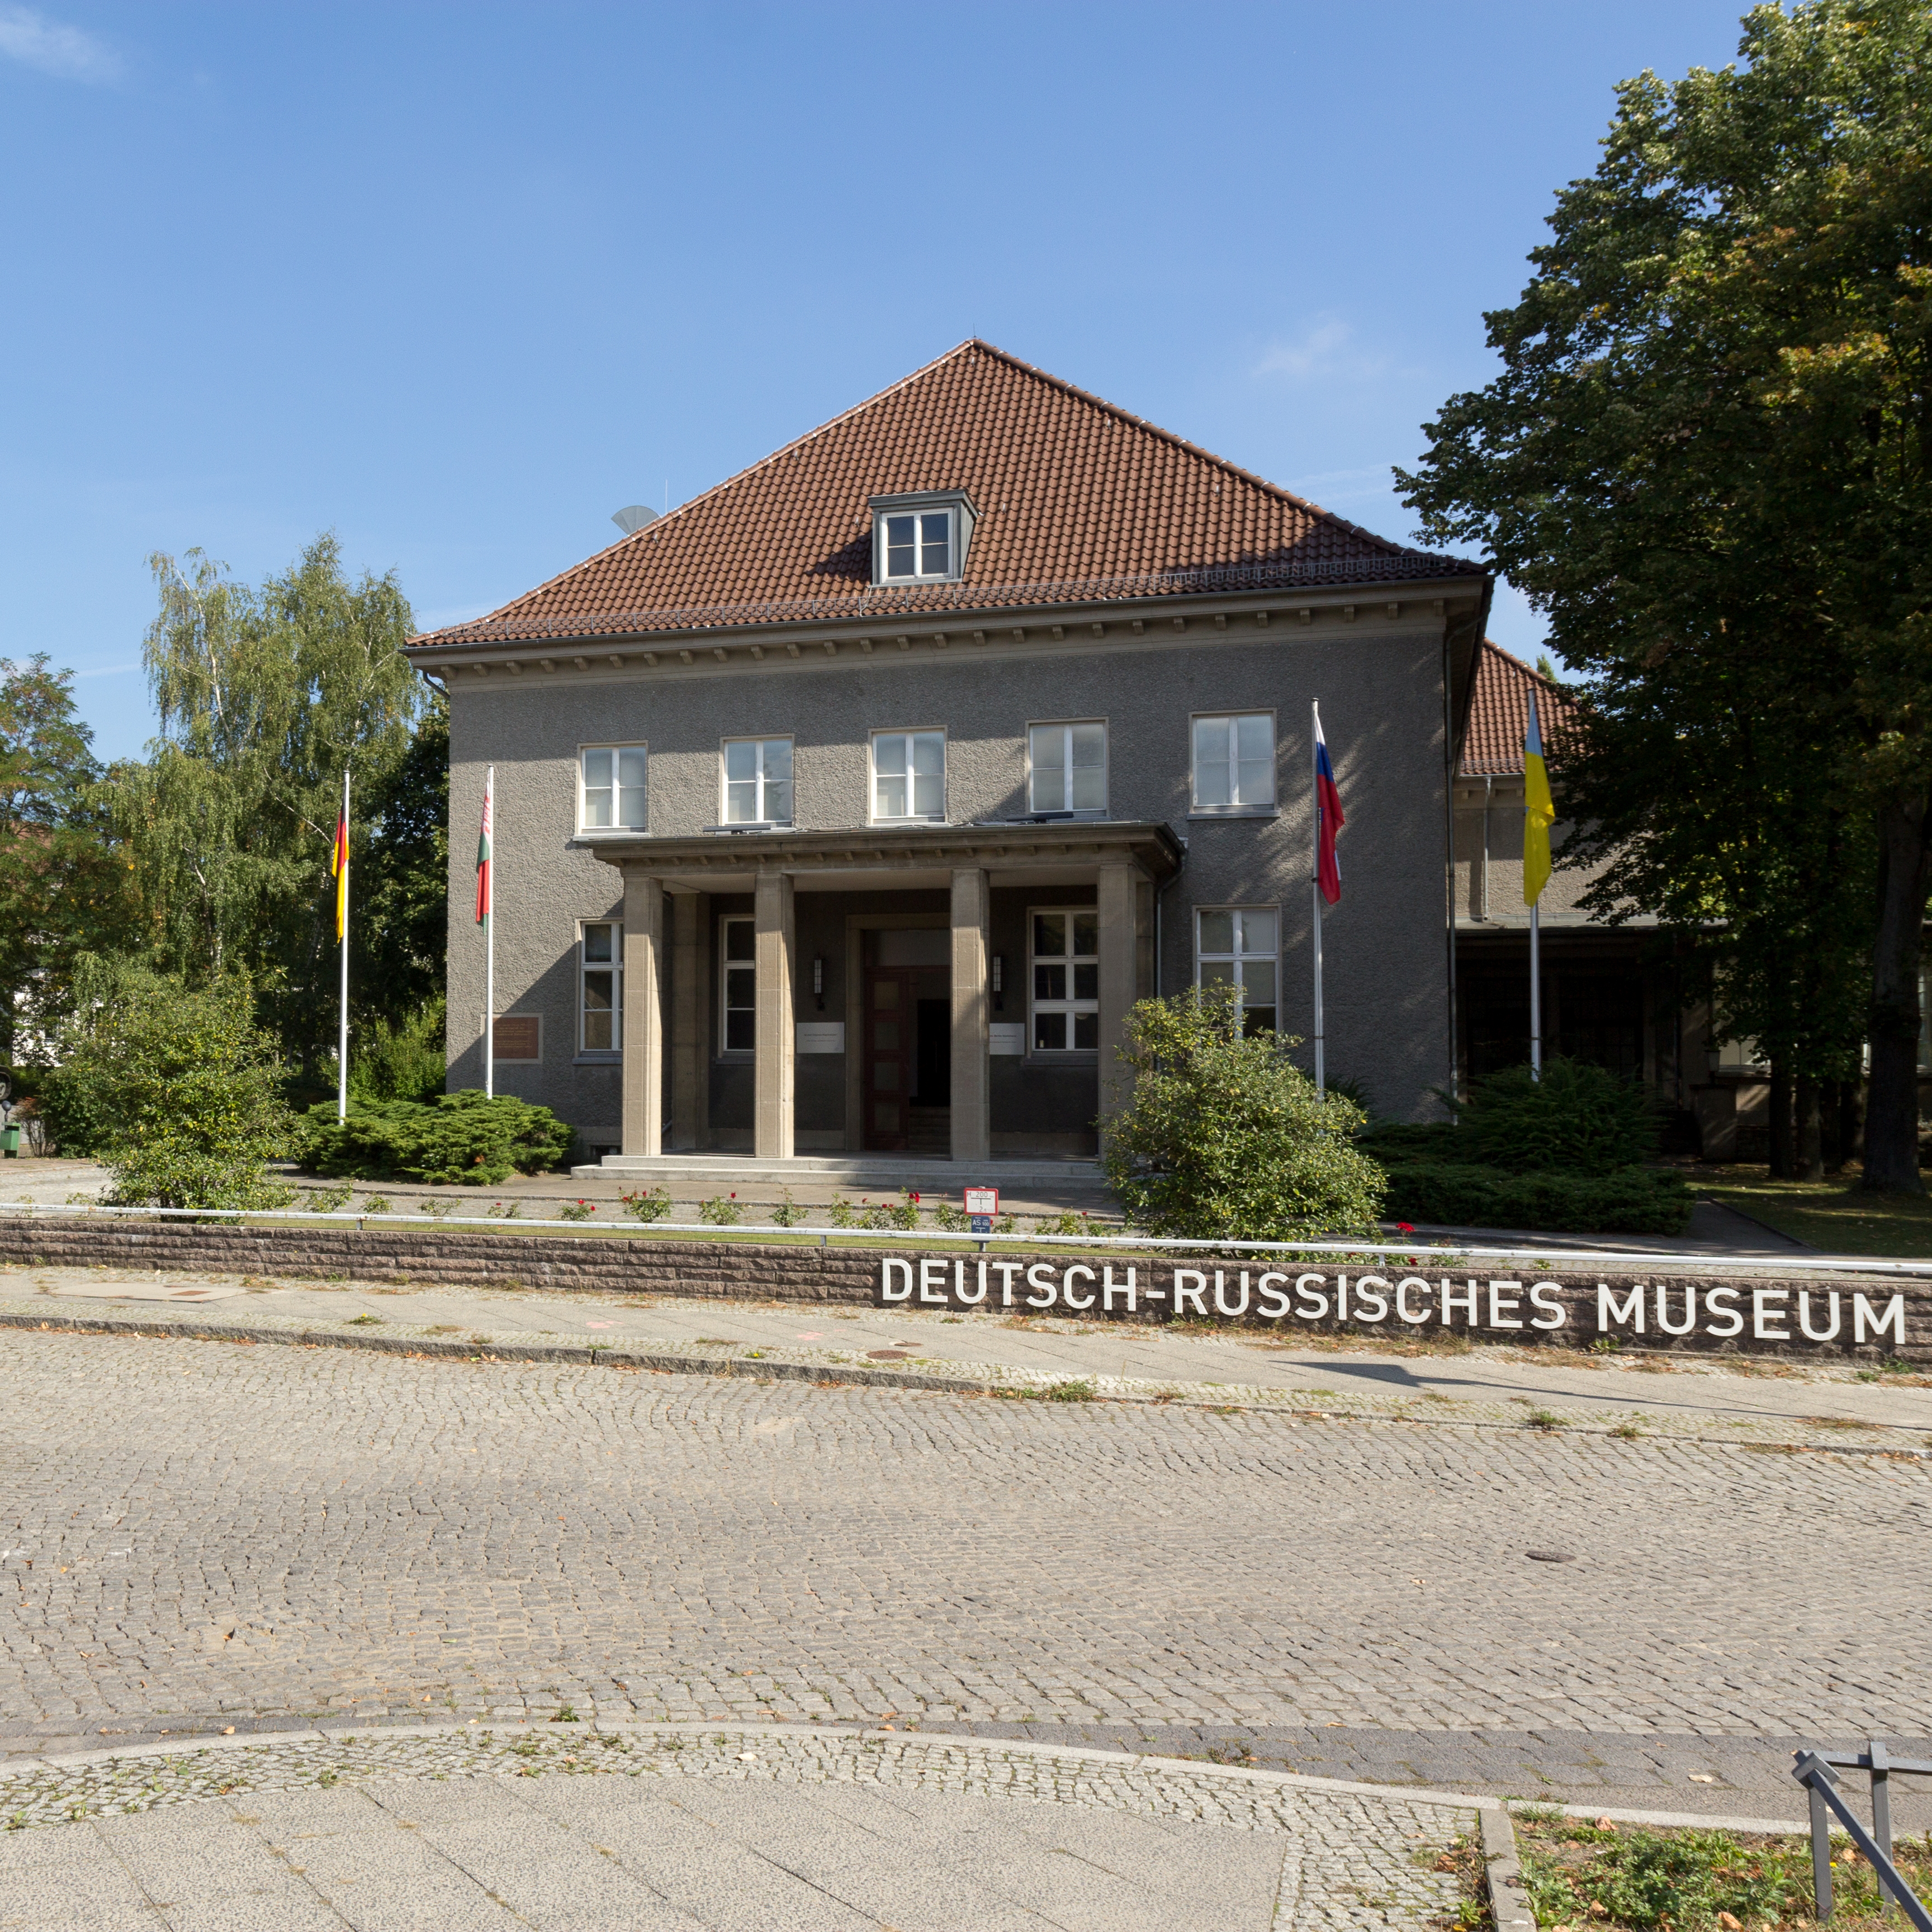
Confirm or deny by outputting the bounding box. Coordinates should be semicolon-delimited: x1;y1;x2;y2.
721;916;755;1052
872;729;945;822
1191;713;1275;812
723;737;794;825
1028;721;1107;816
580;922;622;1054
581;744;647;831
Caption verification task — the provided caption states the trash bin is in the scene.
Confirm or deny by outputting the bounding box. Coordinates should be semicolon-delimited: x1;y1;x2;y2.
1;1125;20;1157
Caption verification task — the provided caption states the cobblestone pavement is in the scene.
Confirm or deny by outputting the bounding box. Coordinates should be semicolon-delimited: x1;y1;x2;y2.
3;1329;1930;1818
10;1266;1932;1452
0;1726;1476;1930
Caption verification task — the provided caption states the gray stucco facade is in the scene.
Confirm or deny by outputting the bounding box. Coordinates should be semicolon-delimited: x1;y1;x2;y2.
424;585;1479;1160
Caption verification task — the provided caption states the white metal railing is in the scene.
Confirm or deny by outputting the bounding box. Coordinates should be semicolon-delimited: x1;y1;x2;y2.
6;1199;1932;1276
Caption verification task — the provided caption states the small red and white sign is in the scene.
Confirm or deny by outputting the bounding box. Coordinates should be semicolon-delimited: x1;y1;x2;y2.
963;1187;999;1217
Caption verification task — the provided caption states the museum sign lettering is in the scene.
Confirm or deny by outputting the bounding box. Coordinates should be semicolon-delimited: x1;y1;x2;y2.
878;1256;1909;1348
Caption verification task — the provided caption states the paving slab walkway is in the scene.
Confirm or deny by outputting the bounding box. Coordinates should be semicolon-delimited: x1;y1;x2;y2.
5;1263;1929;1454
0;1723;1481;1930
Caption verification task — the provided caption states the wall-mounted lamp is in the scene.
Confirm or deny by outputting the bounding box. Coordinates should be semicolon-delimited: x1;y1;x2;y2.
812;955;825;1011
991;953;1005;1012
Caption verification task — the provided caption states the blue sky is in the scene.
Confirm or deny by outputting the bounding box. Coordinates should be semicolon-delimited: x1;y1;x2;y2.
3;0;1751;762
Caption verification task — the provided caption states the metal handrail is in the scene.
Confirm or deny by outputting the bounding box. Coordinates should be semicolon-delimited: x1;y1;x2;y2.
7;1197;1932;1273
1794;1748;1932;1929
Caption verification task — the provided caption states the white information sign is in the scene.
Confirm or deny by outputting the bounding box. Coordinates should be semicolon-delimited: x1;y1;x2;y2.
963;1187;999;1218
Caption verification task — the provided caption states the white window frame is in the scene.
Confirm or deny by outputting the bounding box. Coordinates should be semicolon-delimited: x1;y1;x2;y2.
870;728;947;823
578;742;648;834
720;735;795;827
719;914;756;1057
879;507;954;581
578;920;623;1059
1195;906;1280;1034
1026;719;1109;818
869;491;974;586
1189;712;1277;816
1029;905;1100;1056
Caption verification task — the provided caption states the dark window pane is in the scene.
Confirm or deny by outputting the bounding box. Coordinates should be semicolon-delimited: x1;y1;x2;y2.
725;1011;755;1051
1035;963;1066;1001
1034;1011;1066;1051
1072;913;1098;956
1073;1011;1099;1050
724;921;755;963
1243;1007;1277;1038
1034;912;1065;957
1073;963;1098;1001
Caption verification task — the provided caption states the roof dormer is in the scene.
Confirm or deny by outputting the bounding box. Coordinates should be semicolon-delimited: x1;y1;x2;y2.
869;490;976;587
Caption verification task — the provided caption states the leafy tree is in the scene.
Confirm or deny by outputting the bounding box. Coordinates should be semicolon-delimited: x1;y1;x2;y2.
0;656;130;1060
1101;983;1386;1240
106;536;427;1072
1401;0;1932;1190
42;963;296;1209
353;697;448;1035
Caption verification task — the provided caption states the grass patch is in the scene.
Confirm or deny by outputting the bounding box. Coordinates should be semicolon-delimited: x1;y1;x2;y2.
1698;1166;1932;1258
1516;1812;1932;1932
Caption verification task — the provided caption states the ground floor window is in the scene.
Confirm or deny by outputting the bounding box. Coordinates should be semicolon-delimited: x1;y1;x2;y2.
1196;907;1277;1034
580;921;622;1053
721;915;756;1052
1031;908;1098;1051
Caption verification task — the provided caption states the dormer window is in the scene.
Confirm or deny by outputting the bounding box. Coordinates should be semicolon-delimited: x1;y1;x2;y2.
869;491;975;586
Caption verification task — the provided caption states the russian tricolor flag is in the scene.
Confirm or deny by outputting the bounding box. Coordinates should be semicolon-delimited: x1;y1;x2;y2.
1314;710;1345;905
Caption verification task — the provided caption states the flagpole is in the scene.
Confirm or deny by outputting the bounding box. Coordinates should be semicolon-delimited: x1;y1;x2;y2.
1311;700;1325;1095
1529;901;1542;1080
337;767;350;1124
484;765;495;1101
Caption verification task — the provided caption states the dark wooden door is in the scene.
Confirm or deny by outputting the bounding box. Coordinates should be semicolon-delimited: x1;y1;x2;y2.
863;967;918;1150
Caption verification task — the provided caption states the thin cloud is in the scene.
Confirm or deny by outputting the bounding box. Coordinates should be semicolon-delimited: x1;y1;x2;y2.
1254;318;1370;381
0;6;122;83
73;661;141;679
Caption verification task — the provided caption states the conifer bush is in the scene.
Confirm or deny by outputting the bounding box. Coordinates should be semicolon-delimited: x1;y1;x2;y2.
299;1089;574;1186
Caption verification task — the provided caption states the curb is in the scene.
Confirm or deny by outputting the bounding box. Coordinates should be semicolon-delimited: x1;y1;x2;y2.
1484;1805;1536;1932
3;1305;1927;1458
1;1720;1816;1837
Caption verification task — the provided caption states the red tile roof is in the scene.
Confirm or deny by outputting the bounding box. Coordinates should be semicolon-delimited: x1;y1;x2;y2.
1459;639;1576;777
410;339;1483;650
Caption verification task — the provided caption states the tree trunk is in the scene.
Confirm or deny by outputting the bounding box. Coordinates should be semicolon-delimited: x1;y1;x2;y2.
1862;790;1932;1193
1768;1058;1793;1178
1840;1079;1864;1169
1820;1078;1841;1168
1796;1074;1824;1182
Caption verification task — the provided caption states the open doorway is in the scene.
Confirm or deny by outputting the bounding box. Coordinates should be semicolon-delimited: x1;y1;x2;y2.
862;929;950;1153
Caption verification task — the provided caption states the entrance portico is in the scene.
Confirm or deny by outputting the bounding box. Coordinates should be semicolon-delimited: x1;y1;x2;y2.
591;822;1180;1165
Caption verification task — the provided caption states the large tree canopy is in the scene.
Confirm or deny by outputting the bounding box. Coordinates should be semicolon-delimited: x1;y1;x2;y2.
1401;0;1932;1188
106;535;429;1071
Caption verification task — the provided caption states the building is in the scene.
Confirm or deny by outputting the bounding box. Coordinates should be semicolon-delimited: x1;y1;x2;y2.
405;341;1493;1168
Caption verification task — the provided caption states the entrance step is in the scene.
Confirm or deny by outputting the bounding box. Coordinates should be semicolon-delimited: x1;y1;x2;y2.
574;1153;1108;1188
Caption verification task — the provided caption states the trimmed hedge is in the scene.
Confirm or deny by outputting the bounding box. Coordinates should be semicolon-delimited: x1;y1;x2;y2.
299;1090;575;1186
1378;1161;1693;1237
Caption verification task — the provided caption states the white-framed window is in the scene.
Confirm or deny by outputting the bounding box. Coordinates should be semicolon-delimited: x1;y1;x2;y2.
1030;907;1099;1052
1190;713;1276;813
720;915;756;1054
723;736;794;825
580;744;647;831
1196;907;1278;1034
871;729;946;822
1027;721;1107;817
580;921;622;1055
882;509;952;580
869;490;974;586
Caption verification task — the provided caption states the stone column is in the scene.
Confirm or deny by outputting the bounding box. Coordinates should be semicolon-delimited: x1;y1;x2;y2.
621;872;664;1157
754;869;795;1159
1096;858;1140;1126
949;867;990;1163
670;889;709;1150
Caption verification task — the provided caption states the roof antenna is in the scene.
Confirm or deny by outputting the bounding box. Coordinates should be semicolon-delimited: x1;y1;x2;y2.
611;505;658;535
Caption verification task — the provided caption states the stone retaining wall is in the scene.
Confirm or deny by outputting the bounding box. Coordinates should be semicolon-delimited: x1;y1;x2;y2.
2;1218;1925;1364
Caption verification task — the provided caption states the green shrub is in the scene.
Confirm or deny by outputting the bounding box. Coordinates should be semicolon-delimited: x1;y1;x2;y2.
299;1088;574;1186
863;1191;921;1231
619;1186;672;1223
1102;984;1386;1241
1452;1056;1657;1173
42;968;296;1210
698;1194;742;1225
341;997;446;1104
1355;1120;1460;1166
1379;1162;1691;1235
